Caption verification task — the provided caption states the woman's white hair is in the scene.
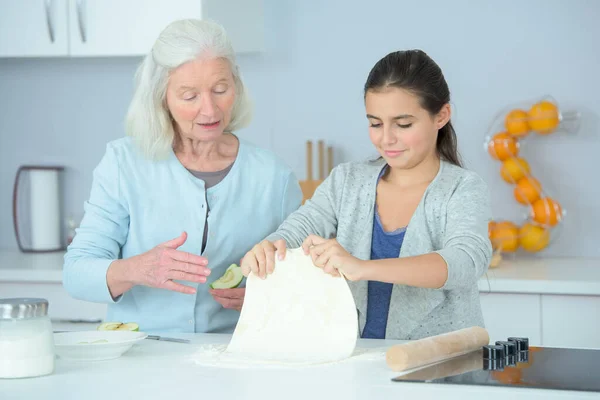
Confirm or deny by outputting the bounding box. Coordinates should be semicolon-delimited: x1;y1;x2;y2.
125;19;253;160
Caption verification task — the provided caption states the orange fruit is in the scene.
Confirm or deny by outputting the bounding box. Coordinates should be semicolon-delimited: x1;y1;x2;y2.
514;176;542;205
500;157;530;184
531;197;563;226
519;223;550;252
489;221;519;252
505;109;530;137
487;132;519;161
528;100;560;135
488;221;496;237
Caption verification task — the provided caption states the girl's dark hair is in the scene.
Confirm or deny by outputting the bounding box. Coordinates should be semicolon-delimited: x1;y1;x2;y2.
364;49;462;167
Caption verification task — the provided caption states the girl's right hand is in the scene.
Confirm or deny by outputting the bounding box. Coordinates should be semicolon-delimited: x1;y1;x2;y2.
241;239;287;279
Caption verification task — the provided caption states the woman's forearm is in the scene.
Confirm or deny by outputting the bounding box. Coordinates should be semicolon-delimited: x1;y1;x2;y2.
106;258;135;299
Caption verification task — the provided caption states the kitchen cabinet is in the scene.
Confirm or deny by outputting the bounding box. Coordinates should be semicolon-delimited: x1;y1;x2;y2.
478;257;600;349
0;0;69;57
480;292;600;349
479;292;543;345
541;294;600;349
0;0;264;58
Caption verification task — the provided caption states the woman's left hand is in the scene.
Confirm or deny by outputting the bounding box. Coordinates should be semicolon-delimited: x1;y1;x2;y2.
301;235;365;281
209;288;245;311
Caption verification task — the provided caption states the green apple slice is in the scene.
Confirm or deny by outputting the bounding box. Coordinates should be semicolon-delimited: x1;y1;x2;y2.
116;322;139;331
97;322;139;331
97;322;123;331
210;264;243;289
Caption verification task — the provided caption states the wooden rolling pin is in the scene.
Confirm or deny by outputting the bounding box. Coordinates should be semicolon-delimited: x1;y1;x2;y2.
386;326;489;372
394;349;483;381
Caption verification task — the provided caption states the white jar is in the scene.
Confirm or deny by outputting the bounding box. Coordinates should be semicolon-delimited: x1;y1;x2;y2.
0;298;55;379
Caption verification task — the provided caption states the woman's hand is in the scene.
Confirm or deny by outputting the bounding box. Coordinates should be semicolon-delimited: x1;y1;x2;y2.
240;239;287;279
107;232;211;297
209;288;245;311
302;235;366;281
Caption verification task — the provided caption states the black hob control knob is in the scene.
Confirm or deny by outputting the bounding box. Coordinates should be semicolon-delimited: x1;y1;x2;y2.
507;337;529;352
483;344;505;359
516;351;529;364
496;341;517;356
505;355;517;366
483;357;505;371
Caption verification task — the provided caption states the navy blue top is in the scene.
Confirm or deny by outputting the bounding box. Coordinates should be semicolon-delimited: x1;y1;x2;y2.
361;169;406;339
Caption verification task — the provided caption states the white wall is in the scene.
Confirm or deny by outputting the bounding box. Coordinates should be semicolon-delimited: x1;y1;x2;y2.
1;0;599;257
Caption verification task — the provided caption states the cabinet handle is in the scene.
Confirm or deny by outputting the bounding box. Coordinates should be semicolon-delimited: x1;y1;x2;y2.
76;0;87;43
44;0;55;43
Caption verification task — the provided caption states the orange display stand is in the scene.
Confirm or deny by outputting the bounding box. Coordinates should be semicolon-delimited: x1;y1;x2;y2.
484;96;580;266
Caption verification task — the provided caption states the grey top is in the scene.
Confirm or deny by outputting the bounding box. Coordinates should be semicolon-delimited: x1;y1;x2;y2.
189;163;234;252
189;163;234;189
266;158;493;340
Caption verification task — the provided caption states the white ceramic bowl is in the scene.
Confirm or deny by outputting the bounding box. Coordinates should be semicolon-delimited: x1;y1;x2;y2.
53;331;148;361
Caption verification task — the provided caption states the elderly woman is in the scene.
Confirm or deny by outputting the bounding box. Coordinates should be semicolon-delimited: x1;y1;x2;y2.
63;19;302;333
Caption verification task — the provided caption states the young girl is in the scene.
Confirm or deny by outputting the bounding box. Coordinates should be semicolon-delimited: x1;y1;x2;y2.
241;49;492;340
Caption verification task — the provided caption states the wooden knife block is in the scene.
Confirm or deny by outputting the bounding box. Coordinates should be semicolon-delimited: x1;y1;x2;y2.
299;140;333;204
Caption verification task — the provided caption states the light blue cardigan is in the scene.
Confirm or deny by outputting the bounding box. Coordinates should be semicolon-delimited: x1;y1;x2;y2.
63;137;302;333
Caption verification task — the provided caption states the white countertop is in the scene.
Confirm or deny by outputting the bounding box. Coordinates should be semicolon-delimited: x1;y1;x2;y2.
478;256;600;296
2;249;600;296
1;332;596;400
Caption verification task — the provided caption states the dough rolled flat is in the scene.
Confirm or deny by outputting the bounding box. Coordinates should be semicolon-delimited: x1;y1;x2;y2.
226;248;358;365
386;326;489;372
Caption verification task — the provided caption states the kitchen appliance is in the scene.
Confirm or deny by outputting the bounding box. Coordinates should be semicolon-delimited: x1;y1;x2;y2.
392;336;600;393
0;298;55;379
12;165;66;252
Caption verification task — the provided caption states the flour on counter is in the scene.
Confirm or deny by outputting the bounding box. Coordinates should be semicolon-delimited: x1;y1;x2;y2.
188;344;388;369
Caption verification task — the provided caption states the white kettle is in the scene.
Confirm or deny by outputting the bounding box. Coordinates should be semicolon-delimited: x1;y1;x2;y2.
12;165;66;252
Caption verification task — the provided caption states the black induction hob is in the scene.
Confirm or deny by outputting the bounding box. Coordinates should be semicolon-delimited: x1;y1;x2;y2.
392;337;600;393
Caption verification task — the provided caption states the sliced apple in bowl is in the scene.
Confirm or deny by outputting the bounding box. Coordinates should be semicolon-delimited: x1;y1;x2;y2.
97;322;139;332
54;331;148;361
